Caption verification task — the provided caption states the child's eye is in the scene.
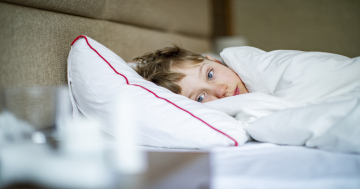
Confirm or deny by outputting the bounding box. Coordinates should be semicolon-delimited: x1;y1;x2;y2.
196;93;205;102
207;69;213;80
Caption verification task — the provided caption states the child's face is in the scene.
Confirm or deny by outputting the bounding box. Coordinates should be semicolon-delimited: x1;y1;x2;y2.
172;56;248;103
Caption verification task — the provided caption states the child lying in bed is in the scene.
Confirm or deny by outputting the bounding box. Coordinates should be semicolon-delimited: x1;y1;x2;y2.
133;45;248;103
134;45;360;153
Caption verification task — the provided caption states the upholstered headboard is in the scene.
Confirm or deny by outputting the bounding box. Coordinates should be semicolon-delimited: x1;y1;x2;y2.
0;0;212;87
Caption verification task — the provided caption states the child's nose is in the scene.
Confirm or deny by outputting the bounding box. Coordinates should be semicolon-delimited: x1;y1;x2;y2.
214;84;227;98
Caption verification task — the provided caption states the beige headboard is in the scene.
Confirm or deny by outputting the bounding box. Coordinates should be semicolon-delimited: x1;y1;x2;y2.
0;0;212;87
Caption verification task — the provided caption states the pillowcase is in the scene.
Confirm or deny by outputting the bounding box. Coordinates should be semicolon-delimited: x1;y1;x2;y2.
220;46;360;104
67;35;248;148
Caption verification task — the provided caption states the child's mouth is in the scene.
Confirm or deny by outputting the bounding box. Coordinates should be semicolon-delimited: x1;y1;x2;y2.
234;86;240;96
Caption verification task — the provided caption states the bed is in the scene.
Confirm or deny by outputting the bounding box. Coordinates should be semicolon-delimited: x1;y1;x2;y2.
144;143;360;189
1;1;359;189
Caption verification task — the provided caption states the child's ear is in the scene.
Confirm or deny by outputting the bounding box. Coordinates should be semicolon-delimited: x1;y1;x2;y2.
205;55;222;64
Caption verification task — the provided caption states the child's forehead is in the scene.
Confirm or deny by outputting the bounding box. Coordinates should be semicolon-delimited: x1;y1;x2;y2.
177;59;212;69
171;61;202;74
173;60;202;70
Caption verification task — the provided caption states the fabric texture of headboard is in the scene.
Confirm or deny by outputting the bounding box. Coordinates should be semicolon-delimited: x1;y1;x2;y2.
0;0;212;87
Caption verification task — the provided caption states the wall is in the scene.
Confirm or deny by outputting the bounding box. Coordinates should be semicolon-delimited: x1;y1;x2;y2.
232;0;360;57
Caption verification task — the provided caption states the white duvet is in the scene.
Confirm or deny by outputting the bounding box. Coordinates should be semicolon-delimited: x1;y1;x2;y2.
205;47;360;153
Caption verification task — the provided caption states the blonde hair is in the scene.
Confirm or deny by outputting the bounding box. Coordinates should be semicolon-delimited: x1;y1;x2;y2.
133;45;206;94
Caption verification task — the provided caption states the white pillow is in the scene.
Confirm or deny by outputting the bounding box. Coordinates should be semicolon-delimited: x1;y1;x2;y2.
220;46;360;104
67;35;248;148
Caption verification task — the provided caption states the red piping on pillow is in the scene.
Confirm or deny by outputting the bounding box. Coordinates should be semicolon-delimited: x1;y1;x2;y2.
71;35;238;146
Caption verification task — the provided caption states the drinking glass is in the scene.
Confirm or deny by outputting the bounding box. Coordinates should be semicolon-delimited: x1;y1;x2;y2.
0;87;69;146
